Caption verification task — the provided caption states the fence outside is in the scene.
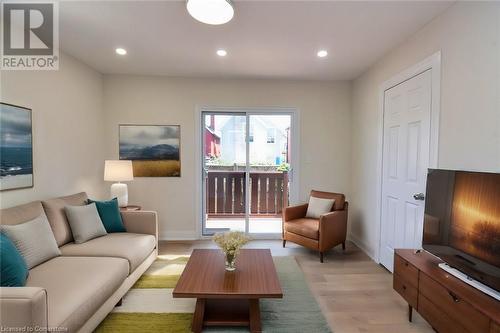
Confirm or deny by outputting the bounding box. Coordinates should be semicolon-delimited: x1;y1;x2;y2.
206;171;288;218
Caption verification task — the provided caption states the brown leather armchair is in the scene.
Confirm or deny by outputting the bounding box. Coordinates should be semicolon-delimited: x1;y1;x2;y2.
282;190;348;262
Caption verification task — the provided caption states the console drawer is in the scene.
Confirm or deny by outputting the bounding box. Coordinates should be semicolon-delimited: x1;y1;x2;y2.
418;294;468;333
393;273;418;308
394;254;419;288
419;274;490;333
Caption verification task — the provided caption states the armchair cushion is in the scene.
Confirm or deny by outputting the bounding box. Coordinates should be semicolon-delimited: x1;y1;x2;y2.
284;218;319;240
310;190;345;211
305;197;335;219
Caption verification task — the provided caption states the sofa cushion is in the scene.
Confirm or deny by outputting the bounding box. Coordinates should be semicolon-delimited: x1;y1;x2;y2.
59;233;156;273
65;203;107;243
1;215;61;269
0;233;28;286
26;256;128;332
88;198;126;233
42;192;88;246
0;201;45;225
284;218;319;240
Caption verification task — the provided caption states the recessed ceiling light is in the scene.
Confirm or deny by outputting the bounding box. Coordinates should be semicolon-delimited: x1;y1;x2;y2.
216;49;227;57
187;0;234;25
317;50;328;58
115;48;127;55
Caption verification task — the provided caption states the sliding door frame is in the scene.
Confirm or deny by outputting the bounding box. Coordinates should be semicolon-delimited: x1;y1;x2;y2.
194;106;300;239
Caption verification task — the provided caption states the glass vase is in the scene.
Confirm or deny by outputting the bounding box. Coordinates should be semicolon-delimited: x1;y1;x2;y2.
225;252;236;271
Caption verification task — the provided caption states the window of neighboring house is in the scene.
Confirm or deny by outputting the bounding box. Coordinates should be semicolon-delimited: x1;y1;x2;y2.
267;128;275;143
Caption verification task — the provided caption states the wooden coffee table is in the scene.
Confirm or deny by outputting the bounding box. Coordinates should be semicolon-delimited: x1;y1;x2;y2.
173;249;283;333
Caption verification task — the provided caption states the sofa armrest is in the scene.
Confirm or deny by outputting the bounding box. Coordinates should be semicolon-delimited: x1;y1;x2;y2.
0;287;48;331
121;211;158;246
318;205;348;251
283;203;308;222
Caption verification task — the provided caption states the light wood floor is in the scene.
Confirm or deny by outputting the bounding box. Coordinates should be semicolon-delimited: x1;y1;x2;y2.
159;240;434;333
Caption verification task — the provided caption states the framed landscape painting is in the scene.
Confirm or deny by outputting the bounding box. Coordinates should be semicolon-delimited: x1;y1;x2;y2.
119;124;181;177
0;103;33;191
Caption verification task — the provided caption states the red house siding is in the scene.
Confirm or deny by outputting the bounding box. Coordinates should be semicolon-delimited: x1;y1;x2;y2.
205;129;220;157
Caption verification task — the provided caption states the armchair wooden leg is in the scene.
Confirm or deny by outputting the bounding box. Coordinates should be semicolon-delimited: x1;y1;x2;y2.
319;252;324;263
342;242;346;251
282;239;286;248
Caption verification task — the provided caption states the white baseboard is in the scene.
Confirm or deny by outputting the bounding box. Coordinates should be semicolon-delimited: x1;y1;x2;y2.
160;231;199;241
348;233;377;262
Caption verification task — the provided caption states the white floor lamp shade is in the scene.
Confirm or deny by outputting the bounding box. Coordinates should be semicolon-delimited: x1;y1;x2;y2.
104;160;134;207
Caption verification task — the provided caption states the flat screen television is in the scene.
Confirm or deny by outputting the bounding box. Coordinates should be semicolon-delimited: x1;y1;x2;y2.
422;169;500;294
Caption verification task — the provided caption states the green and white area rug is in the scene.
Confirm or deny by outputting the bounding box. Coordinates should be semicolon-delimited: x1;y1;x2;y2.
95;256;331;333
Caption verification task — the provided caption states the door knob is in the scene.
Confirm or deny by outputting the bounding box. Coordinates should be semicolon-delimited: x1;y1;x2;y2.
413;193;425;201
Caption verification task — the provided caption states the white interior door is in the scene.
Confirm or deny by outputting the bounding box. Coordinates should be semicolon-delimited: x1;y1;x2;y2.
379;69;432;272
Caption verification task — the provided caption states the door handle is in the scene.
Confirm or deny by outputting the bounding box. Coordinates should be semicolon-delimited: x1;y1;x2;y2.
413;193;425;201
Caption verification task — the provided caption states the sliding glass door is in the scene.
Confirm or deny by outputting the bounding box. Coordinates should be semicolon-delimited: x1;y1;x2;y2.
248;114;291;234
201;110;294;237
203;113;247;233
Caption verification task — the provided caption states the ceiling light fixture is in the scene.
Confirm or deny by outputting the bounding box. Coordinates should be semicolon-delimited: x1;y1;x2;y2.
186;0;234;25
115;48;127;55
216;49;227;57
317;50;328;58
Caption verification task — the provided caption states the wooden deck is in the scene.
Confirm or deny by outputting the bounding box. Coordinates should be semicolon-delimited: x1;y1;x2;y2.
206;171;288;218
206;217;282;234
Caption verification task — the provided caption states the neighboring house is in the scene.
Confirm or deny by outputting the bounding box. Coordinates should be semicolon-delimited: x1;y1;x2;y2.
215;116;288;165
205;115;221;158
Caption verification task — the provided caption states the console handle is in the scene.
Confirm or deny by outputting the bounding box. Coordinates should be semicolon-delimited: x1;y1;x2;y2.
448;291;460;303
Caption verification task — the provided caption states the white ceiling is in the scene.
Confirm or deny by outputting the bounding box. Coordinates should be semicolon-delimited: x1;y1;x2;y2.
60;1;453;80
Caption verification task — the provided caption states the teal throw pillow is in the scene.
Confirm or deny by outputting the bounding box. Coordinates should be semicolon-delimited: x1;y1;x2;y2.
88;198;126;233
1;233;29;287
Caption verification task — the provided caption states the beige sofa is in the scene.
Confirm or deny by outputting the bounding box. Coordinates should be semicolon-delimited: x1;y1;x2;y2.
0;192;158;333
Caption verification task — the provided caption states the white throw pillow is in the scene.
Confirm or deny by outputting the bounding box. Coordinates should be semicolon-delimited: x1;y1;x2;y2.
1;214;61;269
306;197;335;219
65;203;107;244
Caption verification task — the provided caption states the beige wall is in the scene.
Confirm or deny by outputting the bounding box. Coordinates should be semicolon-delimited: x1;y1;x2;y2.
4;1;497;249
349;2;500;258
0;54;106;208
103;76;351;239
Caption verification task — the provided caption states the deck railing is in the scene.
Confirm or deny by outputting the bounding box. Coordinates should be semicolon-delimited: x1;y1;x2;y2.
206;171;288;218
